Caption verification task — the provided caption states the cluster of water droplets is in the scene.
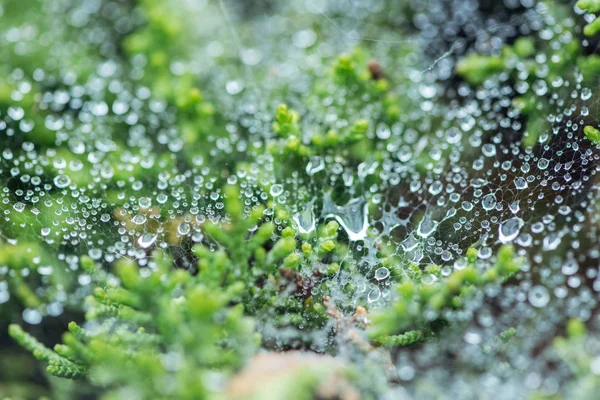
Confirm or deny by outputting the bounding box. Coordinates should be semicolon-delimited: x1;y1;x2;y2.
3;0;600;397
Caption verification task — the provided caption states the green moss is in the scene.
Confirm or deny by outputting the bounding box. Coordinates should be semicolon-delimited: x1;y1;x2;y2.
584;17;600;36
566;318;587;338
584;125;600;144
578;0;600;12
456;54;505;85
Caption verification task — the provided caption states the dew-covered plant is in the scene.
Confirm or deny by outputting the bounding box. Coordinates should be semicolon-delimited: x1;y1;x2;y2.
3;0;600;399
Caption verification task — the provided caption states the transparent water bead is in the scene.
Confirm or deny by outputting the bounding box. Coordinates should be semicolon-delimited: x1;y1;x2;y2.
323;194;368;241
270;184;284;197
306;157;325;176
528;286;550;308
13;202;25;212
293;202;316;235
132;215;147;225
481;194;497;211
138;232;158;249
367;287;381;303
374;267;390;281
401;234;419;252
514;177;528;190
499;217;524;243
417;214;439;238
177;223;191;236
53;174;71;189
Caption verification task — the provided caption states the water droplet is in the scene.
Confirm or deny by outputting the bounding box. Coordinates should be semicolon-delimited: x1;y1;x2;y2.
306;157;325;175
581;87;592;101
324;195;368;241
138;232;158;249
542;233;562;251
374;267;390;281
499;218;524;243
293;203;316;235
132;214;147;225
367;287;381;303
53;174;71;189
528;286;549;308
37;266;53;275
514;177;528;190
177;223;191;236
481;194;496;211
417;215;438;238
88;249;103;260
22;308;42;324
562;259;578;276
270;184;284;197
